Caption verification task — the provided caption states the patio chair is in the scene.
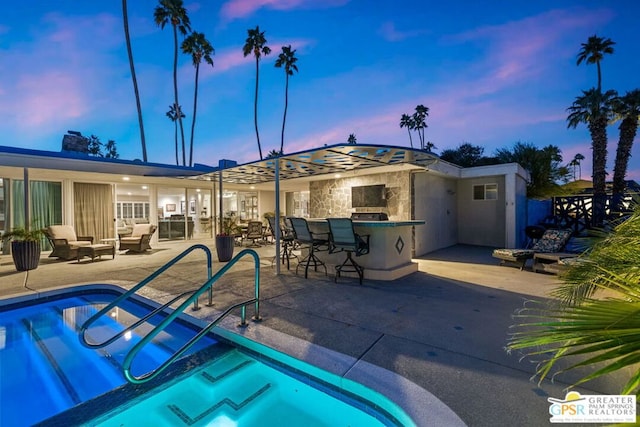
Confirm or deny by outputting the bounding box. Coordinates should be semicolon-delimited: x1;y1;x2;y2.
327;218;370;285
119;224;157;253
289;217;329;278
243;221;264;247
45;225;94;260
267;216;298;269
492;228;573;270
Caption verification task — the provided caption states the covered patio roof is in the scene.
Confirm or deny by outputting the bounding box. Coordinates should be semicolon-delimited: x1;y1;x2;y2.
198;143;440;184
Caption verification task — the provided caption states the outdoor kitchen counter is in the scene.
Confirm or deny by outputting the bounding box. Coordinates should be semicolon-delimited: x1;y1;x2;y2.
306;219;425;280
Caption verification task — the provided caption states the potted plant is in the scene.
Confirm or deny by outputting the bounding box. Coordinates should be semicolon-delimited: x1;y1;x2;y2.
215;213;241;262
2;227;46;271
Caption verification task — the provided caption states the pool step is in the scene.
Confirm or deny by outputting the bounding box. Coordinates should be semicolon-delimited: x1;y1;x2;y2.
163;351;274;425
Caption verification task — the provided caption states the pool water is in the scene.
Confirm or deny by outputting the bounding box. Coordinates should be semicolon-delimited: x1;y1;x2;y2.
0;292;216;426
94;349;392;427
0;289;413;426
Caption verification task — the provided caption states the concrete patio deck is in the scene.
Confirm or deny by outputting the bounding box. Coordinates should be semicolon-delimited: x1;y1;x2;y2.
0;240;629;426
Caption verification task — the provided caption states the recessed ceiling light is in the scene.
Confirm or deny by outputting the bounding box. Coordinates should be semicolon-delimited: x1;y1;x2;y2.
335;174;341;178
250;186;255;189
196;189;201;192
142;185;148;190
122;177;130;181
127;192;132;196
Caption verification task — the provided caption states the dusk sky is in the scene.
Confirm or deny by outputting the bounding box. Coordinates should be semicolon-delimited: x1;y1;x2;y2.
1;1;639;180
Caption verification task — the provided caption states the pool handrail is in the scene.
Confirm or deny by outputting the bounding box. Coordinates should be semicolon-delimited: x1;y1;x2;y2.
79;244;213;348
122;248;261;384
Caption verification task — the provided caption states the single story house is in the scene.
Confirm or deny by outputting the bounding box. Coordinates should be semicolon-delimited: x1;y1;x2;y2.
0;143;529;257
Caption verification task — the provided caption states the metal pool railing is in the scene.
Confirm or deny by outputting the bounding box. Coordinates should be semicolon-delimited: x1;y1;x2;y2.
78;245;261;384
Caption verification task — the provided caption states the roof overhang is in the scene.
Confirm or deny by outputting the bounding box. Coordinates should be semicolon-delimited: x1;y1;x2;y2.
0;145;216;178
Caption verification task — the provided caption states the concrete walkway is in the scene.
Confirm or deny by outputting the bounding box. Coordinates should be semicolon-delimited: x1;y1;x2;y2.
0;241;628;426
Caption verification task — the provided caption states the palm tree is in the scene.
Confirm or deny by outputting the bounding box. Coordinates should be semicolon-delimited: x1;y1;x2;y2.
569;153;585;180
576;35;615;93
154;0;191;166
424;141;437;153
242;26;271;160
567;88;617;226
122;0;147;162
347;133;357;144
412;105;429;150
274;45;298;155
166;103;184;165
399;114;414;148
181;31;214;167
611;90;640;198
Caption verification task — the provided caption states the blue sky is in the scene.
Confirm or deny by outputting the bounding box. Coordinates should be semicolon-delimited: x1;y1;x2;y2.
1;1;639;180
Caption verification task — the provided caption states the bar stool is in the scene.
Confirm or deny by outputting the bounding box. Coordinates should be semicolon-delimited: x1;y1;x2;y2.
288;217;329;278
326;218;370;285
267;216;298;269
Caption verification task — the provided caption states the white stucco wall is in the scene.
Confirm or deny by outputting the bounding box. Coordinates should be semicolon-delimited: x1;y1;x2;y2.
457;175;506;247
413;171;458;256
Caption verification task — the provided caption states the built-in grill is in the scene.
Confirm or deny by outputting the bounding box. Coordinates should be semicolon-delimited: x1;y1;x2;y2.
351;212;389;221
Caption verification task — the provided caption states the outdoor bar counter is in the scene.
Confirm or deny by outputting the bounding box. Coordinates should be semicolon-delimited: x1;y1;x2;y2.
306;219;425;280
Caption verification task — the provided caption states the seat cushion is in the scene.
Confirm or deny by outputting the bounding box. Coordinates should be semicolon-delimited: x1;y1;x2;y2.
130;224;154;237
69;241;92;247
531;229;572;253
492;248;534;259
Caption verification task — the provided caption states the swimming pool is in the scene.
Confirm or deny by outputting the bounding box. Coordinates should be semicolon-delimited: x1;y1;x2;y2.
0;286;416;426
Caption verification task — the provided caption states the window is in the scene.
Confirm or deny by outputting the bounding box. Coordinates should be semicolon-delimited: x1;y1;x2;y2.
473;183;498;201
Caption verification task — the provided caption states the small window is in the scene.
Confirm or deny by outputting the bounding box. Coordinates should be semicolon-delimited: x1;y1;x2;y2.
473;183;498;201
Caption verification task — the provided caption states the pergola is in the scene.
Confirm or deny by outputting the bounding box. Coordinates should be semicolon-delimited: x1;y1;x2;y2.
196;143;440;273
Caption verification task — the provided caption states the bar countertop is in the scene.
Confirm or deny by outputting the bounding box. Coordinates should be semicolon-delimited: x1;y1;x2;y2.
306;218;425;227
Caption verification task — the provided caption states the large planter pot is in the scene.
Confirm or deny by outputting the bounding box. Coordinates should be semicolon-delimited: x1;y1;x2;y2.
215;235;235;262
11;240;41;271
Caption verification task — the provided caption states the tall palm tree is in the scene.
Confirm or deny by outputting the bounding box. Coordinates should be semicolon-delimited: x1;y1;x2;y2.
275;45;298;155
612;89;640;198
576;35;615;93
567;88;617;225
166;103;184;165
399;114;414;148
122;0;147;162
181;31;214;167
154;0;191;166
569;153;585;180
242;26;271;160
412;104;429;150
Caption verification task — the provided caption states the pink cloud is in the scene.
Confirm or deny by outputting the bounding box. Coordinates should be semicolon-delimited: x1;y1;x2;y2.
220;0;349;22
446;8;615;90
13;72;87;127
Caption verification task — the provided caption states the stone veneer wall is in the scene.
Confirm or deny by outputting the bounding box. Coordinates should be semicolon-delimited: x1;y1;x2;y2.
309;171;411;220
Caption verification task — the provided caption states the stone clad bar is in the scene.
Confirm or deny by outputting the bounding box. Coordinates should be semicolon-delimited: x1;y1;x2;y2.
307;218;425;280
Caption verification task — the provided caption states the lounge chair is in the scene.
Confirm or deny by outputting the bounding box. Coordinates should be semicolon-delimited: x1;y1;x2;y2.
119;224;157;253
45;225;94;260
492;228;572;270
